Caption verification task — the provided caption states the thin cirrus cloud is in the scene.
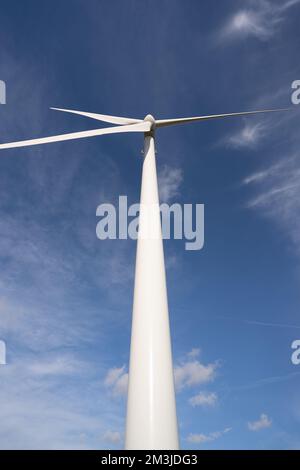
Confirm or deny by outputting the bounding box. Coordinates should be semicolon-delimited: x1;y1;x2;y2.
221;80;300;260
27;355;85;376
0;355;107;449
221;86;294;151
248;413;272;431
219;0;300;42
186;427;232;445
244;153;300;256
225;121;268;149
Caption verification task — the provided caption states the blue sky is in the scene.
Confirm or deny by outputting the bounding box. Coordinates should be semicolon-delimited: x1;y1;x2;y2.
0;0;300;450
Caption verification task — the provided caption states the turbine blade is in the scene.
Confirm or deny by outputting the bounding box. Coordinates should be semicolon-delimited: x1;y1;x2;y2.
0;121;151;150
155;108;290;128
50;107;142;125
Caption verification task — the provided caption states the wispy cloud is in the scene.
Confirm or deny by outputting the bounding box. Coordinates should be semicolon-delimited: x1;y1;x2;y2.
103;430;123;445
0;354;112;449
216;314;300;330
104;366;128;397
244;319;300;329
158;165;183;203
27;354;86;376
219;0;300;42
186;427;232;445
248;413;272;431
244;153;300;255
189;391;218;408
233;371;300;392
0;204;129;449
225;121;268;149
187;348;201;359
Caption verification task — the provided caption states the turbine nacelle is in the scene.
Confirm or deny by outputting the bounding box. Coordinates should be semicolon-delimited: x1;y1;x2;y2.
144;114;156;134
144;114;155;124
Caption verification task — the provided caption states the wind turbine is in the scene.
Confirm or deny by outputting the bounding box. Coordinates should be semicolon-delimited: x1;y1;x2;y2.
0;105;287;449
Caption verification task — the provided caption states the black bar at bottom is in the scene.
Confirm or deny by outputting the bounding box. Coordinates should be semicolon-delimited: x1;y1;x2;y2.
0;450;299;465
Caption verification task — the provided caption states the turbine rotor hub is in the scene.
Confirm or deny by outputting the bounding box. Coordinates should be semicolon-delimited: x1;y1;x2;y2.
144;114;156;131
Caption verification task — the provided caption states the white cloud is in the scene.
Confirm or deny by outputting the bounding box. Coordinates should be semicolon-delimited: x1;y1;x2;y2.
104;366;128;397
226;10;272;40
248;413;272;431
189;391;218;407
226;122;267;149
158;165;183;203
104;366;126;387
220;0;300;41
187;348;201;359
103;430;122;445
186;427;232;445
174;359;217;390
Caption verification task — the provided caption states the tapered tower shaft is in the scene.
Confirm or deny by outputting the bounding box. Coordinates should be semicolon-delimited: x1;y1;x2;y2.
125;133;179;450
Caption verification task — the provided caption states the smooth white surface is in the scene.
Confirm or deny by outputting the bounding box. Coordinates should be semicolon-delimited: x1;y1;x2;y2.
0;121;150;149
50;107;142;125
156;108;289;128
125;134;179;450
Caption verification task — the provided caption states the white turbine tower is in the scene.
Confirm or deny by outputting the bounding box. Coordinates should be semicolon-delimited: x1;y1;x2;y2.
0;105;287;449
